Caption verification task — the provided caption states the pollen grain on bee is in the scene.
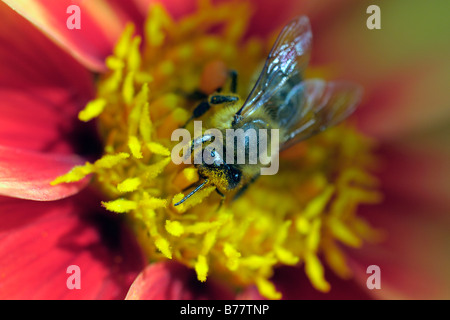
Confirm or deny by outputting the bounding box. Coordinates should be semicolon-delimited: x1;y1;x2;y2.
171;121;280;175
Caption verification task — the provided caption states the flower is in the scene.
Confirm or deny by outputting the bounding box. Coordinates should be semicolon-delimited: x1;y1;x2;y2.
1;0;449;300
49;0;381;299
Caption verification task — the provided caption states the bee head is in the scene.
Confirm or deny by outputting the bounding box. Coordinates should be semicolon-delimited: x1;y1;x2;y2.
197;148;242;191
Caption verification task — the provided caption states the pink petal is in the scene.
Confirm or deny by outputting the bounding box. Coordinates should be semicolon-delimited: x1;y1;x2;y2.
244;0;309;38
355;63;450;140
341;141;450;299
331;141;450;300
347;196;450;299
0;189;146;299
311;0;450;139
236;264;373;300
0;3;98;155
126;261;234;300
378;143;450;213
0;145;89;201
270;265;372;300
2;0;144;72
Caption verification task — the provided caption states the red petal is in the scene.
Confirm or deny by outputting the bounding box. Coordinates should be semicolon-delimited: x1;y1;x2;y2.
134;0;312;37
0;189;146;299
0;146;89;201
0;3;98;155
2;0;144;72
133;0;197;20
126;261;235;300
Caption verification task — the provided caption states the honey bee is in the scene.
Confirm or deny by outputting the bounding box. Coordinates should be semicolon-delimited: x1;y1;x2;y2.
174;16;362;206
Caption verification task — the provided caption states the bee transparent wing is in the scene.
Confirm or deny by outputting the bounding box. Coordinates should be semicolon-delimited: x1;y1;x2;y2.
280;79;363;150
234;16;312;121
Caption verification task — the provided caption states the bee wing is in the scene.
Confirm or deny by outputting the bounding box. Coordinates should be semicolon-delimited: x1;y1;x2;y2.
280;79;363;150
234;16;312;121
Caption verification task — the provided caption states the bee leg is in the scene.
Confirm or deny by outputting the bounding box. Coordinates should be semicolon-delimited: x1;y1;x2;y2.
183;93;239;127
185;90;209;101
209;95;239;105
190;133;214;153
232;174;260;201
183;70;238;127
181;133;214;162
215;188;226;211
182;100;211;128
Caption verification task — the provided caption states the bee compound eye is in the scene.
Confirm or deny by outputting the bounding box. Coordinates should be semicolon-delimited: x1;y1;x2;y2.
225;169;242;190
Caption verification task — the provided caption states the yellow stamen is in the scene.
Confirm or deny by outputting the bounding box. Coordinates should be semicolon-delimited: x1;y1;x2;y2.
128;136;143;159
117;177;141;193
102;198;137;213
147;142;171;156
195;255;209;282
78;98;107;122
256;277;282;300
223;243;241;271
165;220;184;237
305;252;331;292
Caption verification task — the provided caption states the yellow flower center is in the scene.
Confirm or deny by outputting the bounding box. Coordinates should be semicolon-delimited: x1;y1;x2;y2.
52;0;382;299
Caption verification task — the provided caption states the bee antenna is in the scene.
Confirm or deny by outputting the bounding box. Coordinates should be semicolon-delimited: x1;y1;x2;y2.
174;179;210;206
